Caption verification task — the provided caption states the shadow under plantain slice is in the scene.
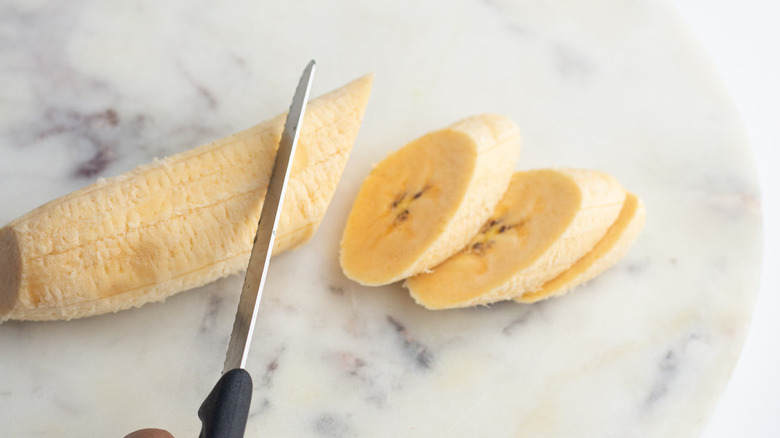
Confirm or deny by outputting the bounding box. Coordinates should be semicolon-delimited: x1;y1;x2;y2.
339;114;521;286
405;168;626;310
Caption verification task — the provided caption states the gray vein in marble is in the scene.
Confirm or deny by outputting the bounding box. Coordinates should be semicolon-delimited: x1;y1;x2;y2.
553;43;595;82
623;255;651;275
502;304;543;336
339;351;367;376
328;284;346;296
249;397;271;418
642;331;703;411
644;350;680;408
1;13;150;179
198;293;225;334
333;350;389;408
313;413;356;438
259;347;285;389
35;107;126;178
1;5;117;108
387;315;434;370
176;60;219;110
0;3;233;181
248;346;286;418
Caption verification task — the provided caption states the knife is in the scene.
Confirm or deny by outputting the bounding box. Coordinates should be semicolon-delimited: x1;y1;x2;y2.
197;60;316;438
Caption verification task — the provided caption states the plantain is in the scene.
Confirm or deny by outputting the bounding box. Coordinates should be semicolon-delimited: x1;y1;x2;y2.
0;75;373;321
405;168;626;310
339;114;521;286
518;192;645;303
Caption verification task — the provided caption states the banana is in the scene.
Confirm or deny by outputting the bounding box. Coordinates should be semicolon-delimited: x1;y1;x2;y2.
405;168;626;310
339;114;521;286
0;75;373;322
518;192;645;303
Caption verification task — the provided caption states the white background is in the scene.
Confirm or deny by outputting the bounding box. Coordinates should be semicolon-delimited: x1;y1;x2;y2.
671;1;780;436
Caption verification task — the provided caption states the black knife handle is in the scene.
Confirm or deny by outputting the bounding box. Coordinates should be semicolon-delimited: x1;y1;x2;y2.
198;368;253;438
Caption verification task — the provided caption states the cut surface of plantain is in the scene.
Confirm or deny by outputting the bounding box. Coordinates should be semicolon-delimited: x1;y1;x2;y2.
518;192;645;303
406;168;626;310
0;75;373;322
339;114;521;286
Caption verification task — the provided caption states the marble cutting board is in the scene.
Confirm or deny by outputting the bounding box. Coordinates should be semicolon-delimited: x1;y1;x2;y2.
0;0;762;437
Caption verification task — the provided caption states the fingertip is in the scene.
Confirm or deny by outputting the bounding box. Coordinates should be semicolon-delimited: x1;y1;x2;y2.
124;428;175;438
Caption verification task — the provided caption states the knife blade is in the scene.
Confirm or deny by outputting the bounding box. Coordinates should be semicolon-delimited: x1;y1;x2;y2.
197;60;316;438
223;59;316;373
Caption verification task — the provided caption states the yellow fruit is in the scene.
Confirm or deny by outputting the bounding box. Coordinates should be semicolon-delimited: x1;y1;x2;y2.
405;168;626;310
518;192;645;303
339;114;521;286
0;75;373;322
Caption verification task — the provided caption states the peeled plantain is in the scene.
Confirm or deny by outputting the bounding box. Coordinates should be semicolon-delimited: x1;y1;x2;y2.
0;75;373;321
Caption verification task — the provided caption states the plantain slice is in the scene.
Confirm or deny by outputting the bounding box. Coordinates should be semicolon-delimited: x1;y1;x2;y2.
405;168;626;309
518;192;645;303
339;114;521;286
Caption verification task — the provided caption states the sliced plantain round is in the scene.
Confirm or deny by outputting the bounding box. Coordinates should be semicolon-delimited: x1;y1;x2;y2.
405;168;626;309
518;192;645;303
339;114;521;286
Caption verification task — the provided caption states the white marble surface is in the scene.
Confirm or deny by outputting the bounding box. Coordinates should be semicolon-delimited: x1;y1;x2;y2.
0;1;762;437
671;1;780;436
